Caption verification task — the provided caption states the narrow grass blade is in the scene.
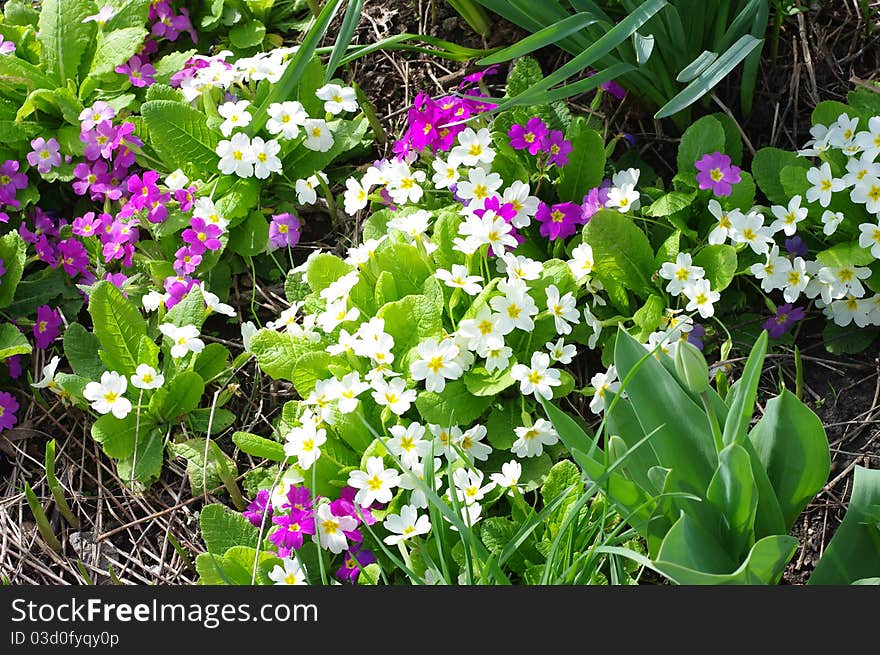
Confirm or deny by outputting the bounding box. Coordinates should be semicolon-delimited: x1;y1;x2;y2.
478;12;600;65
655;34;763;119
45;439;78;529
24;482;61;552
676;50;718;83
324;0;365;81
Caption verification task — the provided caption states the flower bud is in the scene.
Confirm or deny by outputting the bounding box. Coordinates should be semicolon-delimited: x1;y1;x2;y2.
674;339;710;394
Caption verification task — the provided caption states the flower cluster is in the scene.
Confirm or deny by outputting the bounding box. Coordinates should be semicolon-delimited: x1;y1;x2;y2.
508;117;573;167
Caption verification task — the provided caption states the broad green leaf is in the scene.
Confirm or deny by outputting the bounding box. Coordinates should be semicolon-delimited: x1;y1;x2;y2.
151;371;204;423
116;426;165;487
283;115;369;175
632;294;665;339
748;389;830;533
37;0;95;84
706;444;758;560
0;52;56;92
676;115;726;174
557;120;605;202
377;294;443;362
723;330;767;447
291;351;333;398
229;20;266;49
373;242;433;297
504;56;545;98
751;147;810;206
415;379;493;425
305;252;353;293
485;401;520;450
91;412;157;459
0;323;30;360
809;466;880;585
88;281;147;376
228;211;268;257
582;210;656;298
199;503;260;556
88;27;147;77
165;286;206;330
822;322;878;355
62;323;103;380
172;438;238;497
693;244;737;292
233;431;287;462
141;100;220;173
194;343;230;382
196;547;277;585
249;329;324;381
643;191;696;217
0;231;26;308
816;241;876;268
463;366;515;397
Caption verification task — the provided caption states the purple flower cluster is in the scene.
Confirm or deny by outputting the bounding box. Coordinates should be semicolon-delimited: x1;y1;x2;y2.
0;159;28;215
394;82;497;157
244;484;378;584
695;152;742;197
0;391;18;432
33;305;61;349
507;117;572;167
149;1;197;43
268;213;301;250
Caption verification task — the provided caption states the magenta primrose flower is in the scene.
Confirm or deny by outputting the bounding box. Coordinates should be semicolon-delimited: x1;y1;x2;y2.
336;547;376;584
268;213;301;250
0;35;16;56
182;217;223;252
544;130;573;167
27;137;62;174
0;391;19;432
0;160;28;207
34;305;61;349
535;201;585;241
243;489;273;527
508;117;549;155
57;238;89;278
695;151;742;197
269;508;316;557
116;55;156;88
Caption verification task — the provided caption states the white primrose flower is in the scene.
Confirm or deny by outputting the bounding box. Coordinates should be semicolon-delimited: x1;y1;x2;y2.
345;237;385;267
851;175;880;214
498;253;543;281
200;285;236;316
818;265;871;299
568;243;594;279
343;177;369;215
399;457;442;509
511;418;560;458
295;172;328;205
750;245;791;293
348;456;401;508
142;290;168;312
730;210;773;255
449;127;495;167
266;100;307;139
855;116;880;160
386;161;427;205
783;257;810;302
250;136;283;179
314;502;357;554
459;424;492;462
306;379;340;424
490;460;523;494
268;558;308;585
545;284;580;335
216;132;254;178
658;252;705;297
822;210;845;236
316;83;358;114
447;501;483;531
83;5;117;24
806;163;845;208
797;124;831;157
164;168;189;191
284;421;328;469
303;118;334;152
83;371;132;419
317;298;360;333
707;201;740;246
546;338;577;365
645;330;675;358
589;366;620;415
320;270;360;303
582;305;603;350
843;152;880;188
335;372;370;414
456;167;502;204
604;183;639;213
241;321;258;352
269;466;306;510
450;469;495;505
431;158;460;189
683;279;720;319
410;338;463;393
457;306;506;353
769;196;808;236
436;264;483;295
827;113;859;149
457;211;518;257
31;356;61;390
502;180;540;228
158;323;205;358
371;376;416;415
479;342;513;372
827;295;871;328
510;352;561;400
218;99;252;137
387;422;431;470
429;423;464;460
131;364;164;390
193;197;228;231
859;221;880;258
490;278;539;332
388;209;432;242
383;504;431;545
